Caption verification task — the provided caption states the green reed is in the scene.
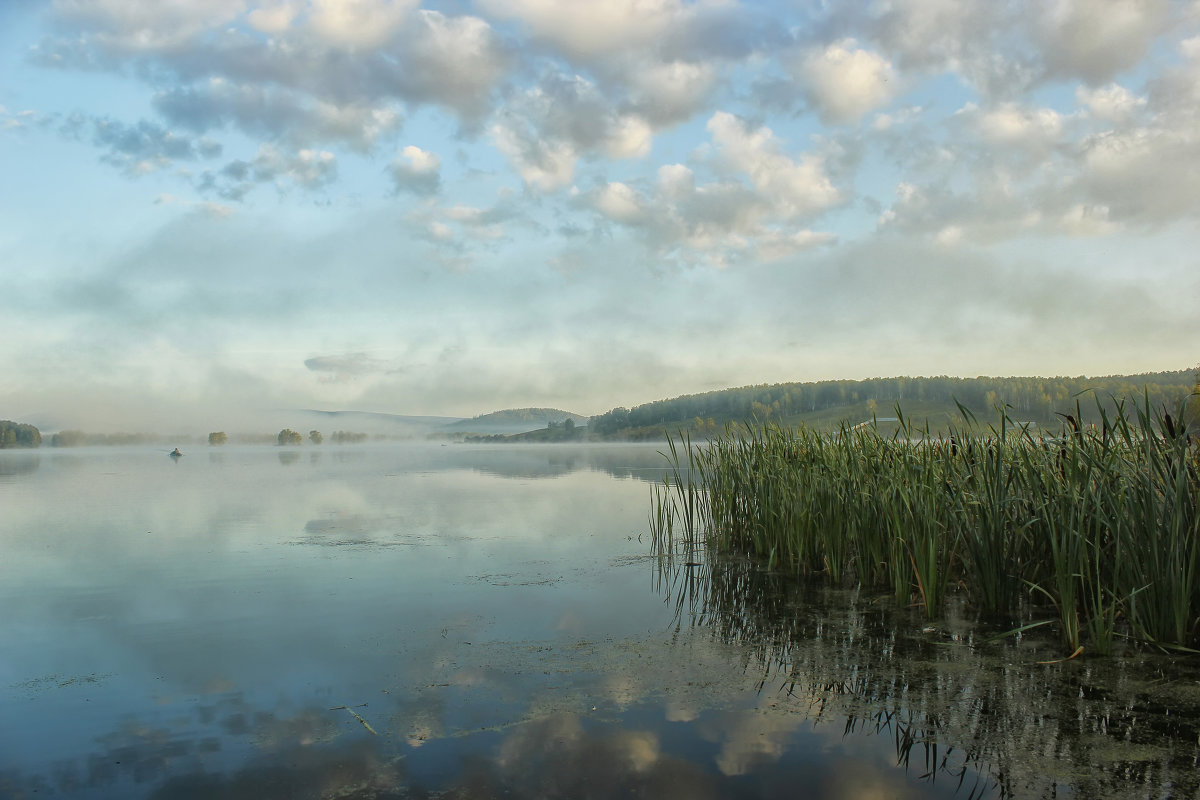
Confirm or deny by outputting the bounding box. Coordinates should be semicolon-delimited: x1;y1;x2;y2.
653;397;1200;654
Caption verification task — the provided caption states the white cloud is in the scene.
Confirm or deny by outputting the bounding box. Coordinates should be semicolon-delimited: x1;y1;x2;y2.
491;123;577;192
389;144;441;195
490;73;655;192
602;114;653;159
706;111;841;217
153;78;403;152
1076;126;1200;223
856;0;1029;97
1038;0;1171;84
871;105;924;130
583;150;836;268
289;148;337;187
477;0;688;61
798;39;897;124
38;3;509;132
305;0;420;48
971;103;1064;149
1076;83;1147;122
91;117;222;176
49;0;247;48
593;182;646;224
204;144;337;196
934;224;964;246
627;60;717;125
1058;203;1119;236
572;109;845;266
245;2;298;34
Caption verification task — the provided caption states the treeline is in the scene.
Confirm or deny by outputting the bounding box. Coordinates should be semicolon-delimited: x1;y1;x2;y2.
590;370;1198;436
47;430;167;447
0;420;41;448
467;418;586;443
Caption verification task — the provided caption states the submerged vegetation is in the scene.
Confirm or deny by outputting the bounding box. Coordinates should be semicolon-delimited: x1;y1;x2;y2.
652;397;1200;655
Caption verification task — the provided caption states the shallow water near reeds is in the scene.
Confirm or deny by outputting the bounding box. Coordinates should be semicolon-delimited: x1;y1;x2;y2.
1;444;1197;799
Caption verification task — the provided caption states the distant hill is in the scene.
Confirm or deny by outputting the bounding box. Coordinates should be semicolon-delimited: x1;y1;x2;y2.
440;407;588;435
295;409;465;437
588;369;1198;440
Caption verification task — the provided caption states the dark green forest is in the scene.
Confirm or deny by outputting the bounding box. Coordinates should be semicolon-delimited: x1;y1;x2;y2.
589;370;1198;438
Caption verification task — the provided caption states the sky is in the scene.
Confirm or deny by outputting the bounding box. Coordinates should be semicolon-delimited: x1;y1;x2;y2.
1;0;1198;432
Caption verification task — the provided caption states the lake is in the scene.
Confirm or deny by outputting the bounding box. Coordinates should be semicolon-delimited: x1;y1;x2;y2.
1;444;1197;799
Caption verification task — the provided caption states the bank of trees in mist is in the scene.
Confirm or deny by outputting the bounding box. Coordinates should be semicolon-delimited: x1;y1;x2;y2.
0;420;41;448
268;429;371;445
49;430;168;447
590;370;1199;436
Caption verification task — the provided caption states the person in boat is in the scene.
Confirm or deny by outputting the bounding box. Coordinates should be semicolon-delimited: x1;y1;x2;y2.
170;448;182;457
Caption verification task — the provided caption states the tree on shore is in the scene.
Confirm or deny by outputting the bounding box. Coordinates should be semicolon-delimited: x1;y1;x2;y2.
208;431;228;445
0;420;41;448
309;430;323;444
50;430;87;447
277;429;303;445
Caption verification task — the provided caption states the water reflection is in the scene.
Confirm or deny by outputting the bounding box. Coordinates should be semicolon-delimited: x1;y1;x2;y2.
655;546;1200;799
411;442;674;482
0;451;40;478
0;689;974;800
0;445;1020;799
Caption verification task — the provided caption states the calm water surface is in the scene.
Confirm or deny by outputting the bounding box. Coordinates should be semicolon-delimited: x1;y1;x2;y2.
1;445;1196;799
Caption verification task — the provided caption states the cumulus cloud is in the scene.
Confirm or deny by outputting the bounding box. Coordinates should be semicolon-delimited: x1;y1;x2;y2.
477;0;760;131
153;79;403;152
1074;126;1200;224
388;145;441;195
47;0;247;50
0;106;47;131
35;2;509;140
1076;83;1147;122
572;110;847;268
397;190;530;270
706;112;841;217
491;123;578;192
491;73;653;192
852;0;1031;97
581;133;838;268
797;39;898;124
197;144;337;199
625;60;718;125
848;0;1180;100
478;0;699;62
92;118;222;176
964;102;1064;151
301;0;421;48
1037;0;1171;84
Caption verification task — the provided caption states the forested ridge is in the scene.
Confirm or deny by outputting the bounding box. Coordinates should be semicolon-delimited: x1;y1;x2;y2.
589;370;1198;437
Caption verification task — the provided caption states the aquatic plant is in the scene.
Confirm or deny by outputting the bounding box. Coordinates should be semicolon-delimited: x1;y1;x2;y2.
652;396;1200;654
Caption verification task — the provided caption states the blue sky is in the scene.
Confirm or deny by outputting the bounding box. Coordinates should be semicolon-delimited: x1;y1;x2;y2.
1;0;1197;432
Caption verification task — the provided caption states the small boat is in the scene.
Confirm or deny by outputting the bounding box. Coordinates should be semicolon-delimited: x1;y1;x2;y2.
169;448;183;458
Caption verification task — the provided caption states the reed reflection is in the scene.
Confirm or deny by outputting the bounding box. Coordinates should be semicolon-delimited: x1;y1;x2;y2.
653;544;1200;800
